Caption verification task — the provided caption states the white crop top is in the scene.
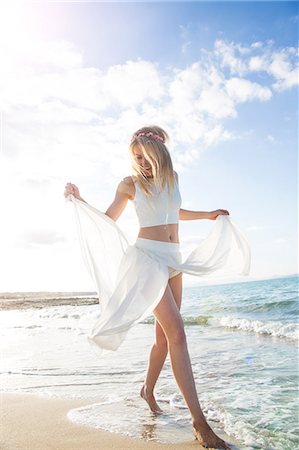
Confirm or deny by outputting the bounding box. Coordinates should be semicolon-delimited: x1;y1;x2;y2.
132;177;182;227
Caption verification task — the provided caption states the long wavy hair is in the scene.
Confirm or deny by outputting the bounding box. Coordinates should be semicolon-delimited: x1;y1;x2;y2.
129;125;175;197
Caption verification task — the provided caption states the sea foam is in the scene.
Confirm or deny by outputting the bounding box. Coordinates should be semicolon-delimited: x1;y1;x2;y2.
219;316;298;340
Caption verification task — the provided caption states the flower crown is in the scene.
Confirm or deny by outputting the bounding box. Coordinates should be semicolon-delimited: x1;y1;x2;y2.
132;131;165;143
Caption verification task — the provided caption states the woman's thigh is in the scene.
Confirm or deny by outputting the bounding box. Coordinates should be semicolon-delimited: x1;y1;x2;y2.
169;272;183;309
154;273;182;342
153;284;185;341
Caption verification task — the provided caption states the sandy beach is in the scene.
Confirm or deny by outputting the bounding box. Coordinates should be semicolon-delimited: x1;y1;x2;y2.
0;393;206;450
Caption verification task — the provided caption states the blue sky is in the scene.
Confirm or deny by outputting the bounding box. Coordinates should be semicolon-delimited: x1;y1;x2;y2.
30;2;298;68
0;1;297;291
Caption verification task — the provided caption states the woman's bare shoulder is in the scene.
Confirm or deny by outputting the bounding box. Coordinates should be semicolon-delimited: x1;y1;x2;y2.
122;176;135;185
119;176;135;199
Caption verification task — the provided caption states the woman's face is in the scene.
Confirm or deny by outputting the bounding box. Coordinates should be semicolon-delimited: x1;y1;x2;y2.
133;148;152;177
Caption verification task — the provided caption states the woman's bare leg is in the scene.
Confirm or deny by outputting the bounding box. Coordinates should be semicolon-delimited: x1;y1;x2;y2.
152;284;230;449
141;273;182;413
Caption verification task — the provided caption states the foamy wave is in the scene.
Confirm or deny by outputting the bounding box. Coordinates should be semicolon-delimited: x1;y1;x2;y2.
142;315;211;326
67;398;193;444
201;398;297;450
219;316;298;340
68;394;295;449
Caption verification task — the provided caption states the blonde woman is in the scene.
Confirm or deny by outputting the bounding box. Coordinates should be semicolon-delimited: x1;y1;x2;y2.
64;126;250;449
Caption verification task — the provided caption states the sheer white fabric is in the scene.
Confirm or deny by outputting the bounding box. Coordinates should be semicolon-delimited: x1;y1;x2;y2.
67;195;250;353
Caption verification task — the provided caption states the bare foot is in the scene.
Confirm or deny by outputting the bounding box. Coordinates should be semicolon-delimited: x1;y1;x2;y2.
140;385;163;414
193;424;231;449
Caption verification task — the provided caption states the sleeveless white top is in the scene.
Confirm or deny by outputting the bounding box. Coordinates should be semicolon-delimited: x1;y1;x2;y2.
132;177;182;227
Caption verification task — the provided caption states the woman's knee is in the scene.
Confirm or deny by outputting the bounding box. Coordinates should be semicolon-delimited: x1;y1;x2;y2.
167;324;186;347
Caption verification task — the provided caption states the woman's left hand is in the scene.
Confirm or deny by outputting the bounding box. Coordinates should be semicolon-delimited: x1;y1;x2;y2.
209;209;230;220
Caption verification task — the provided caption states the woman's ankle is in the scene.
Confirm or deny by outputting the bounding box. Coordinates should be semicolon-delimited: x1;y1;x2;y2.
192;417;211;431
141;384;154;398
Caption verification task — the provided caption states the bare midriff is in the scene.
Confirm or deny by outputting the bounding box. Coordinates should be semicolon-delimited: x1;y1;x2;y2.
138;223;179;243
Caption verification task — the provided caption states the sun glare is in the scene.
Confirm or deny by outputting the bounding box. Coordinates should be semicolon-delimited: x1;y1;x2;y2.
0;3;27;43
0;2;43;72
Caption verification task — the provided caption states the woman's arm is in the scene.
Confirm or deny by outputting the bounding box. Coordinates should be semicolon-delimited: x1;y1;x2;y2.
175;172;229;220
64;178;133;221
179;208;230;221
104;180;132;221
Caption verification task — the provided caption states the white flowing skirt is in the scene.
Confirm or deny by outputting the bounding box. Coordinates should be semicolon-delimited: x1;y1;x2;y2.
67;196;251;353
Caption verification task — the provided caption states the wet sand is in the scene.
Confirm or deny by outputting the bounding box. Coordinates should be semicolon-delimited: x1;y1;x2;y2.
0;393;207;450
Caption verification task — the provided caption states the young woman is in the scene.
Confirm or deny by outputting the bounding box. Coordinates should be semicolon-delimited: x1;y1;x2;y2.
64;126;250;449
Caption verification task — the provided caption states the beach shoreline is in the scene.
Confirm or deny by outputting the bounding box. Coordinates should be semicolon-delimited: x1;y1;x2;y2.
0;392;206;450
1;276;297;449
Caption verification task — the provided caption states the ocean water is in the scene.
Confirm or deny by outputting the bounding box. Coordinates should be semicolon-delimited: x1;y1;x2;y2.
0;275;298;449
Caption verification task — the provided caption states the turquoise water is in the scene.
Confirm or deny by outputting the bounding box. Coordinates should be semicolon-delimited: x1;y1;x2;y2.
0;275;298;449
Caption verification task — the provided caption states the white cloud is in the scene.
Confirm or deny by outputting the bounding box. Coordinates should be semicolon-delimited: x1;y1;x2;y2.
198;87;236;119
214;39;248;75
246;225;265;232
181;40;191;54
2;37;296;183
203;125;232;146
275;237;288;244
2;36;294;202
249;56;266;72
214;39;298;92
179;23;192;54
266;134;276;144
16;229;67;249
251;41;263;49
3;38;296;168
22;40;83;71
269;50;298;91
103;60;164;107
226;77;272;103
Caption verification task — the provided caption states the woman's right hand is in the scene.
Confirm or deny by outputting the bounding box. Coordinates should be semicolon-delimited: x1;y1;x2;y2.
64;182;81;200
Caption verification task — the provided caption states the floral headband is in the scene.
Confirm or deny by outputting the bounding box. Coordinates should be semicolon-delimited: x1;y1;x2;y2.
132;131;165;143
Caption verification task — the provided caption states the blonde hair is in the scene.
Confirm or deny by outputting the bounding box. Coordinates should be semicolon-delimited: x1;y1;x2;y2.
129;126;175;197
